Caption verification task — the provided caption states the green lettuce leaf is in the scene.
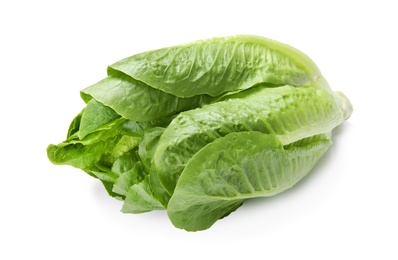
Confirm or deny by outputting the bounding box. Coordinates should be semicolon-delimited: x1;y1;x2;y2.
154;85;345;194
113;162;146;197
122;175;166;213
81;71;215;122
47;136;119;170
78;99;120;139
138;127;165;170
111;149;145;196
121;127;171;212
167;131;332;231
109;35;329;98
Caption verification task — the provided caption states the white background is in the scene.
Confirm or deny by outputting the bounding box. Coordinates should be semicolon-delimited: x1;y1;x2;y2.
1;0;397;259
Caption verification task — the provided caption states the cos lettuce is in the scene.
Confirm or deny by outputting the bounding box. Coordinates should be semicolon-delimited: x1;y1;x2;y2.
47;35;352;231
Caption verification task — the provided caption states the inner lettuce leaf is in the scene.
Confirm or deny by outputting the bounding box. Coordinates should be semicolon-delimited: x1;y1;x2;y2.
138;127;165;170
122;127;170;212
121;174;166;213
78;99;121;139
112;158;146;196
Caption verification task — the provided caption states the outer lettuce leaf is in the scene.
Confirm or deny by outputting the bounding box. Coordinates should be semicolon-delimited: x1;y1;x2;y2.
167;132;332;231
109;35;329;98
154;85;345;194
81;71;215;122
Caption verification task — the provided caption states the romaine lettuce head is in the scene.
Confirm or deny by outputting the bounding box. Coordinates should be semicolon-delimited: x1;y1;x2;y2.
47;35;352;231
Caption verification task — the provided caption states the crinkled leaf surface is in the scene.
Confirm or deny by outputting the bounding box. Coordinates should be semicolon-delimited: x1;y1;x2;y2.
167;131;332;231
109;35;328;98
81;71;215;122
154;85;344;194
47;136;117;170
